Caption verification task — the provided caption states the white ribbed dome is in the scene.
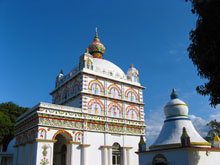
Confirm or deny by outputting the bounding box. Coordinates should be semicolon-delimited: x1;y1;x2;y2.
164;98;189;118
93;58;126;79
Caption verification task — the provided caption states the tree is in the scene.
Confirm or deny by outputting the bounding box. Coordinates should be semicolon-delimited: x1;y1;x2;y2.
205;119;220;142
0;102;28;151
186;0;220;107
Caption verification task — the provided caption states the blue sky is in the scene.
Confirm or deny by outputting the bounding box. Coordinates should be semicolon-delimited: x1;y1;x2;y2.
0;0;219;145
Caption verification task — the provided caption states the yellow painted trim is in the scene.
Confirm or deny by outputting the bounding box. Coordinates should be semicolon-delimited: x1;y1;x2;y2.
121;147;133;149
190;142;212;146
214;135;220;142
164;103;188;109
150;142;211;149
80;144;91;148
35;139;57;143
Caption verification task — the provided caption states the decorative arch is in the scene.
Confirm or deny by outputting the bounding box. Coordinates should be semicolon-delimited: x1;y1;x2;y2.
88;79;105;95
86;58;93;70
125;88;139;102
75;132;83;143
62;86;70;100
38;128;47;136
126;105;139;120
52;129;73;141
108;102;123;118
108;84;122;99
88;98;105;115
71;80;80;95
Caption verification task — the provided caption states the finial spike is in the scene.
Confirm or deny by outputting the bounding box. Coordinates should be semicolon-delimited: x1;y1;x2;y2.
60;69;63;74
95;27;98;38
171;88;178;99
131;64;134;67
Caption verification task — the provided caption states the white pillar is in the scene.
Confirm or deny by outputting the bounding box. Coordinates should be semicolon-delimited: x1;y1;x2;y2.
127;149;130;165
108;148;112;165
81;144;90;165
122;148;127;165
102;147;108;165
66;144;72;165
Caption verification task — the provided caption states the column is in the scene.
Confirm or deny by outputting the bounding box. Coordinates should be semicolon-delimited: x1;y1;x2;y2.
70;142;81;165
66;144;72;165
102;147;108;165
80;144;90;165
127;149;131;165
20;145;26;165
108;148;112;165
122;148;127;165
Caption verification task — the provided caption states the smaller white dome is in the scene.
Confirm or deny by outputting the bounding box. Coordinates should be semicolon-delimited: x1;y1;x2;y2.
164;89;188;118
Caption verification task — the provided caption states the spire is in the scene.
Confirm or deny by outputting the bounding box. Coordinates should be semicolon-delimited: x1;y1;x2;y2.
88;28;106;58
138;135;146;152
94;27;100;42
60;69;63;74
170;88;179;99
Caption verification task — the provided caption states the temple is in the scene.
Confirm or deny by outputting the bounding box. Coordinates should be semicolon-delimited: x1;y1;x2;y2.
12;29;146;165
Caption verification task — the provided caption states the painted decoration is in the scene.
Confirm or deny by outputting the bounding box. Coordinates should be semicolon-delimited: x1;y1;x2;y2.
86;58;93;70
39;128;47;139
127;91;136;102
91;83;101;95
75;132;83;143
126;106;139;120
40;157;49;165
91;103;101;115
108;102;122;118
110;88;119;99
88;98;104;115
88;80;104;95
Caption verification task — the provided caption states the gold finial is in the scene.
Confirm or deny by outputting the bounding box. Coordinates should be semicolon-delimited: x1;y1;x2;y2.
86;48;89;53
131;64;134;67
94;27;100;41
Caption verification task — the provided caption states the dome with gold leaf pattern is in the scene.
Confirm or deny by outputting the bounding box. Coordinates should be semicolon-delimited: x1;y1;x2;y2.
88;28;106;58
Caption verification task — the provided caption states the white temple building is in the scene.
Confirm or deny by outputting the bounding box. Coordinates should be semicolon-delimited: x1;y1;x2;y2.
137;89;220;165
12;30;146;165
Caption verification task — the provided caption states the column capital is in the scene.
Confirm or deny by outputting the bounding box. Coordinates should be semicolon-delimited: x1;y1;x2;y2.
121;147;133;150
67;141;81;145
35;139;57;143
100;145;114;149
80;144;91;148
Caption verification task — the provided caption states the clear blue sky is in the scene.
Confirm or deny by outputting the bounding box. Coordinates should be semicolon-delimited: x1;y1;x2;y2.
0;0;219;145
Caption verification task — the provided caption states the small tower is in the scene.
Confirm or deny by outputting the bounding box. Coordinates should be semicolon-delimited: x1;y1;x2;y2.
138;135;146;152
181;127;191;147
213;134;220;148
55;69;64;88
127;64;139;83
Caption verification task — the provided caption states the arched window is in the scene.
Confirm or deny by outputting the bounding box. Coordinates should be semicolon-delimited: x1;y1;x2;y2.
125;88;139;102
126;106;139;120
112;143;121;165
108;84;122;99
152;154;168;165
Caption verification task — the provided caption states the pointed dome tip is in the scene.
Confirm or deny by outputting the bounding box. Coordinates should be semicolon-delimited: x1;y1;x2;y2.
171;88;179;99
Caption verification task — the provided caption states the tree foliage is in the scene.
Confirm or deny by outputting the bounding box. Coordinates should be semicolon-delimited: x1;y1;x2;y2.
205;119;220;142
0;102;28;151
186;0;220;107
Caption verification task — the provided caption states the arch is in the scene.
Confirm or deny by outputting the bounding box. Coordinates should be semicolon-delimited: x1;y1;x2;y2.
38;128;47;133
125;88;139;100
88;79;105;92
88;98;105;109
112;143;121;165
71;81;80;95
108;84;122;95
75;132;83;143
126;105;139;120
88;98;105;115
152;154;168;165
108;102;122;112
52;129;73;141
38;128;47;139
62;86;70;100
108;102;123;118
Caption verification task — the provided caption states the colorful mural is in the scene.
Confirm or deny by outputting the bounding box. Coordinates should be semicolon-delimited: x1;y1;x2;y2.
125;88;139;102
88;80;104;95
38;128;47;139
126;106;139;120
75;132;83;143
108;84;122;99
108;102;122;118
88;98;105;115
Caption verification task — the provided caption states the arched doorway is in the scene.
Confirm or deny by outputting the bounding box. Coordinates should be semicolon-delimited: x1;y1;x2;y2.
112;143;121;165
152;154;168;165
53;131;72;165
